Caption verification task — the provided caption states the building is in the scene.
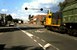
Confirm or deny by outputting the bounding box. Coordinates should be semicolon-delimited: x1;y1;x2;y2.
31;15;46;25
0;13;6;26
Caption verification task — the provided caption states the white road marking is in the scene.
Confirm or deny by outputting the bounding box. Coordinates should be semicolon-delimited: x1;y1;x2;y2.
18;28;60;50
21;30;33;37
36;37;40;39
35;30;44;33
18;29;44;49
34;39;37;42
44;43;60;50
38;43;43;48
36;36;46;42
44;43;51;50
41;39;46;42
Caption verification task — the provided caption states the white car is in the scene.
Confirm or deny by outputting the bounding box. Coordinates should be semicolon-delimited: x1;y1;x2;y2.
9;22;15;26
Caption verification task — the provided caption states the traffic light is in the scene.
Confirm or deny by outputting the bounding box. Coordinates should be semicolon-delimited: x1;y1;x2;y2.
40;8;43;11
25;7;28;10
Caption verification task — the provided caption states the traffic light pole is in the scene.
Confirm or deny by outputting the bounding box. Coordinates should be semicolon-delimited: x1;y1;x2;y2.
25;7;43;11
25;7;52;15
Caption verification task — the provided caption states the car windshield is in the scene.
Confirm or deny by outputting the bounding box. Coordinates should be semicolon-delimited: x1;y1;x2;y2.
0;0;77;50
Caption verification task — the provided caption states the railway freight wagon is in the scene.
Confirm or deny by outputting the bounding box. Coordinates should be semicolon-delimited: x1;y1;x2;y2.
61;0;77;36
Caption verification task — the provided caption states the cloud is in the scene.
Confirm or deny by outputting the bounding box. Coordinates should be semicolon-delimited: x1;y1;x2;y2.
1;9;8;12
11;0;64;21
21;0;64;13
10;12;29;21
11;13;17;17
37;0;56;4
10;13;18;19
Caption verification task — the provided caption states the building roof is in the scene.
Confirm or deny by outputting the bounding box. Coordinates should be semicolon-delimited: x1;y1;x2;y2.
33;15;46;21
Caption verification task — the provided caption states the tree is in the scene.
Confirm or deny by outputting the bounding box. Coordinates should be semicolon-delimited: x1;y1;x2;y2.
5;14;13;21
13;19;23;23
13;19;19;23
28;15;34;21
59;1;67;11
28;15;31;21
31;15;34;18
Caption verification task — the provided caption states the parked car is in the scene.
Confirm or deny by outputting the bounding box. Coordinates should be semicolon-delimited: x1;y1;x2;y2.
9;22;15;27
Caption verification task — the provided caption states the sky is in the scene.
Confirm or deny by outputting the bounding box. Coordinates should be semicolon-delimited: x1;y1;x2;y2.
0;0;64;21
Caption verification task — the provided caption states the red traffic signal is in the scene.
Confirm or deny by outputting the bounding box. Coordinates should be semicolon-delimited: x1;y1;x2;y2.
25;7;28;10
40;8;43;11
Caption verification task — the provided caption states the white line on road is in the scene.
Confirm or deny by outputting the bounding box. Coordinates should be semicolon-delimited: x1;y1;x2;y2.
34;35;60;50
34;39;37;42
36;36;40;39
18;28;44;49
18;27;60;50
38;43;43;48
41;39;46;42
44;43;60;50
21;30;33;37
44;43;51;50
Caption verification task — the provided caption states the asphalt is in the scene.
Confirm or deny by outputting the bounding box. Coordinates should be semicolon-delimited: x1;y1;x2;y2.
23;24;77;50
0;26;43;50
0;24;77;50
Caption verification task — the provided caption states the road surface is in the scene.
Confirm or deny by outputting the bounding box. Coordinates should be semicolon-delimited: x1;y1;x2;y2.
0;24;77;50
